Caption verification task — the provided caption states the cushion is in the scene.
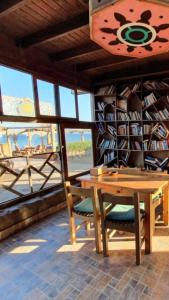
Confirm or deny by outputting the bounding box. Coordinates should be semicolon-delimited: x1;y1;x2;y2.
74;198;93;214
107;202;145;222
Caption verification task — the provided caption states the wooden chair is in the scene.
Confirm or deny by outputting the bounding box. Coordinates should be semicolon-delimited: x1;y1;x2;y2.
64;181;102;253
98;190;145;265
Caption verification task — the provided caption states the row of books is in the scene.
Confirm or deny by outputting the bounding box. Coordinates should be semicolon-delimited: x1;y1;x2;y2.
107;125;116;136
96;101;105;110
144;108;169;121
104;151;117;164
97;112;104;121
96;101;116;111
143;80;169;91
129;111;142;121
95;84;116;96
106;113;115;121
96;122;105;135
145;155;169;170
152;123;168;139
117;124;142;135
117;111;141;121
143;123;168;139
117;112;129;121
143;93;157;108
99;139;116;149
143;140;169;151
118;139;129;149
119;82;141;98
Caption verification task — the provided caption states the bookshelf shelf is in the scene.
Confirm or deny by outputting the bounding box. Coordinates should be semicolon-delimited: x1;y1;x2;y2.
94;79;169;170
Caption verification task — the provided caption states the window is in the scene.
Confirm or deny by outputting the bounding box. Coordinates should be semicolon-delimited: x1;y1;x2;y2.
37;79;56;116
65;128;93;176
59;86;76;118
0;66;35;117
77;90;93;122
0;121;62;204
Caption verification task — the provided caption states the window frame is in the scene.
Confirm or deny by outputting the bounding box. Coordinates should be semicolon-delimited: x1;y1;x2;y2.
0;64;95;206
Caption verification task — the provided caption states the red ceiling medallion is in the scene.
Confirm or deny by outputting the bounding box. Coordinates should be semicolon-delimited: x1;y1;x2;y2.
90;0;169;58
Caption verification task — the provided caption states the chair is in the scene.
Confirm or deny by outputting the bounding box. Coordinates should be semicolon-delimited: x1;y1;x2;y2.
64;181;101;253
107;168;164;231
98;190;145;265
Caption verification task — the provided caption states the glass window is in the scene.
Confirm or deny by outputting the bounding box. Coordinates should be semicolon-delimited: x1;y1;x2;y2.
0;121;62;204
77;90;93;122
37;79;56;116
59;86;76;118
65;128;93;176
0;66;35;117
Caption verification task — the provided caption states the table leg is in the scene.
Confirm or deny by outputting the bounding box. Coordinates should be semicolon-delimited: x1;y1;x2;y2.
163;183;169;226
144;193;153;254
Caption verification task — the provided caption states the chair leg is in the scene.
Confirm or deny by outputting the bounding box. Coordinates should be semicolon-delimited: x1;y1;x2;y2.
135;230;141;265
70;215;76;244
85;221;91;234
102;225;109;257
94;218;102;254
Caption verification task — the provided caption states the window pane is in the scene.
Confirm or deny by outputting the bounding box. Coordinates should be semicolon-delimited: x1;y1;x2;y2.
37;79;56;116
0;66;35;117
65;128;93;176
59;86;76;118
0;121;62;204
78;91;93;122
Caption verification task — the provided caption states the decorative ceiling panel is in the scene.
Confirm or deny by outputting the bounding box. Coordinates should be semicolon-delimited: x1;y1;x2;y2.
90;0;169;58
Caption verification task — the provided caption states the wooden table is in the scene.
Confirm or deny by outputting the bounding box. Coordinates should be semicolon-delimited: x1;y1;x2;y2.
77;172;169;254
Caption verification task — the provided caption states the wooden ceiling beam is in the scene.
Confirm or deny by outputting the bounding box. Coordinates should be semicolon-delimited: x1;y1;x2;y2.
76;56;131;71
50;43;101;62
0;0;27;17
17;12;89;48
78;0;89;7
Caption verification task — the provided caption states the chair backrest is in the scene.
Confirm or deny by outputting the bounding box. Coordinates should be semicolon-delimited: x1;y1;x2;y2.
98;189;140;223
64;181;99;214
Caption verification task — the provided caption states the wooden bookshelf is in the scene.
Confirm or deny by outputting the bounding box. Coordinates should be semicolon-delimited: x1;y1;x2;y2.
94;78;169;171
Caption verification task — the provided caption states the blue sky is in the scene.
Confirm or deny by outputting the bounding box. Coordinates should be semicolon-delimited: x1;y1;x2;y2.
0;65;92;122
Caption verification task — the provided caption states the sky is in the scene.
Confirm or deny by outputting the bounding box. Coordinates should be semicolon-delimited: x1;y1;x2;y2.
0;65;92;124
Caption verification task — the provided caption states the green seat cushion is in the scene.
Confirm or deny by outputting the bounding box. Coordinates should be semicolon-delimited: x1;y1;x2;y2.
107;202;145;222
73;198;111;215
74;197;93;214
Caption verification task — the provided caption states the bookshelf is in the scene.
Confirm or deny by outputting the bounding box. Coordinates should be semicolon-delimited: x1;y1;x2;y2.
94;78;169;171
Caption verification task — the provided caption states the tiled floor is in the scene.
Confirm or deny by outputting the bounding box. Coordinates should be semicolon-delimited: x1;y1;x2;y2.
0;210;169;300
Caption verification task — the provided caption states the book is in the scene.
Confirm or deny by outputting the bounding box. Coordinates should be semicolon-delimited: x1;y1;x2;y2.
120;86;131;98
118;124;128;136
107;125;116;136
129;111;141;121
117;112;129;121
130;123;142;136
95;84;116;96
152;123;168;139
117;99;127;111
143;93;157;108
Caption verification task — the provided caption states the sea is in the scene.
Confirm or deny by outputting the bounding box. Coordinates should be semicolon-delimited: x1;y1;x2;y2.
0;133;91;150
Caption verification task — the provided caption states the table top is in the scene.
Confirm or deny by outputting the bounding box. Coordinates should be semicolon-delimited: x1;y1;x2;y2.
77;173;169;193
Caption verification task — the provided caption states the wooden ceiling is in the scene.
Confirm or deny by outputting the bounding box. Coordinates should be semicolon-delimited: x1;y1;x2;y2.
0;0;169;89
